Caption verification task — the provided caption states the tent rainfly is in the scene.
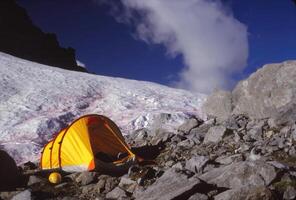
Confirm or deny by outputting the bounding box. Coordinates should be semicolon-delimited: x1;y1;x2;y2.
40;114;135;172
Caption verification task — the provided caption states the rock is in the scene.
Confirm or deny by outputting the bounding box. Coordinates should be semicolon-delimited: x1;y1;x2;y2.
214;186;274;200
191;122;215;135
248;148;262;161
265;130;274;139
200;161;277;189
177;139;196;148
130;129;152;147
185;156;209;173
274;102;296;126
215;154;243;165
104;177;119;193
119;176;137;193
283;185;296;200
247;121;265;141
291;126;296;141
65;172;80;181
0;150;20;191
204;126;232;144
267;161;289;170
150;130;174;145
0;0;86;72
188;123;214;144
232;61;296;121
27;175;42;186
267;118;278;129
81;184;98;195
0;191;19;200
106;187;127;199
96;178;106;193
11;190;31;200
75;172;96;186
54;182;68;189
62;197;79;200
136;167;158;187
202;90;232;121
21;162;37;171
133;168;203;200
178;118;202;134
188;193;209;200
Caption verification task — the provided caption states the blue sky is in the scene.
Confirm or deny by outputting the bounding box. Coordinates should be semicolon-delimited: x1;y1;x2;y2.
18;0;296;91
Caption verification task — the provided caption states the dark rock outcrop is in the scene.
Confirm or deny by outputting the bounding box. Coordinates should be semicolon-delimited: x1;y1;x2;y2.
0;150;20;191
0;0;86;72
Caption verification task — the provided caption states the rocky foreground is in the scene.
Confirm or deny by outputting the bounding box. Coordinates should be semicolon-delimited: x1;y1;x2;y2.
1;113;296;200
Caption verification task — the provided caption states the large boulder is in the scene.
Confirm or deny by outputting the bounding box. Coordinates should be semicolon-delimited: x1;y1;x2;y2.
232;61;296;121
200;161;277;189
202;61;296;124
214;186;274;200
0;150;20;191
202;90;232;121
133;168;203;200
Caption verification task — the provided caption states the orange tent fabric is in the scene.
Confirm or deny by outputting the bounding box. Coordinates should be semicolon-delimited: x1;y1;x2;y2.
40;114;135;172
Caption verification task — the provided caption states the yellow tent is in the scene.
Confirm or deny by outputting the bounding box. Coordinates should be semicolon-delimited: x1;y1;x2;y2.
40;114;135;172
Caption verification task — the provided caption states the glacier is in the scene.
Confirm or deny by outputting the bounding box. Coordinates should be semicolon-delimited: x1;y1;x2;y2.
0;52;206;164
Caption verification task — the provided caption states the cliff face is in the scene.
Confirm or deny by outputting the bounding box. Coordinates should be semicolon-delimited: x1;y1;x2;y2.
0;0;87;72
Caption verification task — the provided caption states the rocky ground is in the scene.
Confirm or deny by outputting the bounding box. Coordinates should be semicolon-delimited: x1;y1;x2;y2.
1;113;296;200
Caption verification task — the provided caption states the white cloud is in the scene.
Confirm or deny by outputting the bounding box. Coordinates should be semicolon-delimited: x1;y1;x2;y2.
103;0;249;93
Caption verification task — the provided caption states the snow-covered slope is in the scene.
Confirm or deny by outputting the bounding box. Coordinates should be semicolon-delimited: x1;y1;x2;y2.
0;52;206;164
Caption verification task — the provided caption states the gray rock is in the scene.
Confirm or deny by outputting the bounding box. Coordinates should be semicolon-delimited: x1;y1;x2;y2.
202;90;232;121
75;172;96;186
283;185;296;200
247;121;265;141
119;176;137;193
150;130;174;145
130;128;152;147
104;177;119;193
65;172;80;181
0;191;19;200
189;123;213;140
96;181;106;194
106;187;127;199
215;154;243;165
204;126;232;144
200;161;277;189
55;183;68;189
133;168;202;200
178;118;202;134
188;193;209;200
274;102;296;125
62;197;79;200
81;183;98;194
291;125;296;141
27;175;42;186
11;190;31;200
214;186;274;200
248;148;262;161
267;161;289;170
185;156;209;173
232;61;296;121
177;139;196;148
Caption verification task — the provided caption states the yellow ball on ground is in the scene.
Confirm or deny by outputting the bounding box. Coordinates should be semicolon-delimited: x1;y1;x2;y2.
48;172;62;184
